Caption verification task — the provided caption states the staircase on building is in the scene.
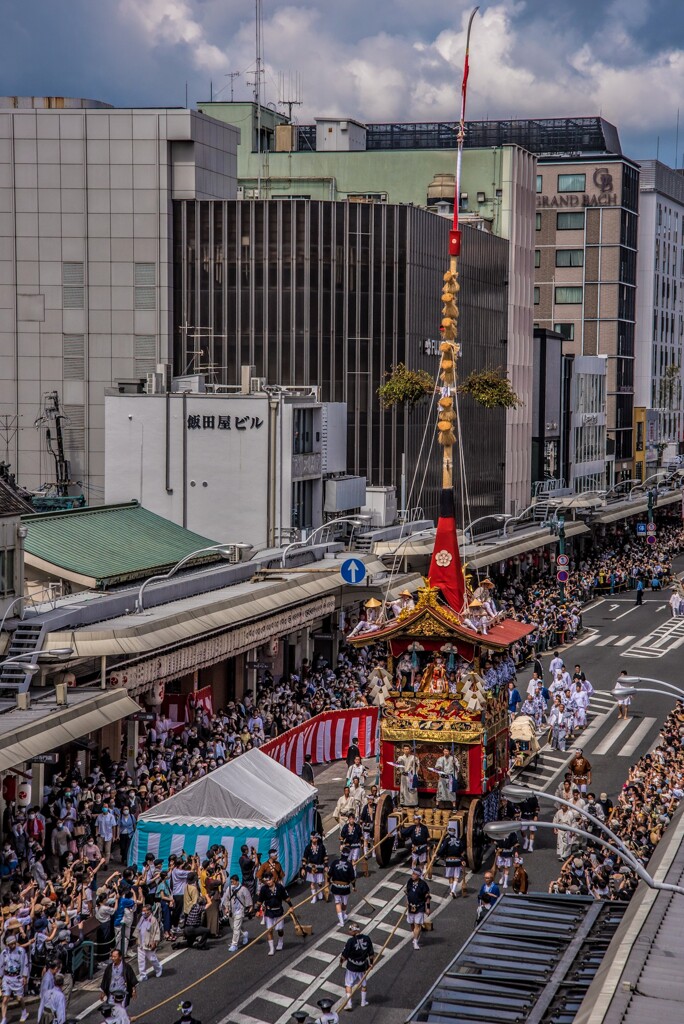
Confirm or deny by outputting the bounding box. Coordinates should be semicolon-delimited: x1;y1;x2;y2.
0;623;45;693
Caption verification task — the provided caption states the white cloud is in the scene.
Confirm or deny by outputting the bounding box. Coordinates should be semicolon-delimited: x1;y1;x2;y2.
120;0;230;72
117;0;684;143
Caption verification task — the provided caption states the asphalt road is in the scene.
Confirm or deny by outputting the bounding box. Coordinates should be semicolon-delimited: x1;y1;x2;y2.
67;565;684;1024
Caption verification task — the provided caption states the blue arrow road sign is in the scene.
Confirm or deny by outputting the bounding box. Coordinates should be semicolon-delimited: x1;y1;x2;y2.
340;557;366;585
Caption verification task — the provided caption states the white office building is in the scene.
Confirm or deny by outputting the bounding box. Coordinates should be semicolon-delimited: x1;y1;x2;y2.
104;377;362;548
635;160;684;464
0;96;239;502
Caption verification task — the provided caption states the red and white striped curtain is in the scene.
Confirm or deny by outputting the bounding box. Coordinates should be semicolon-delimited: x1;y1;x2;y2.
261;708;379;776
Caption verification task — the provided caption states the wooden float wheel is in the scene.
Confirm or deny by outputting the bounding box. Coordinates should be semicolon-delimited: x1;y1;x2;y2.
466;797;486;871
373;791;396;868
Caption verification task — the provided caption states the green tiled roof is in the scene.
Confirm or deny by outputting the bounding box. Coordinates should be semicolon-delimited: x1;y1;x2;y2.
21;502;221;588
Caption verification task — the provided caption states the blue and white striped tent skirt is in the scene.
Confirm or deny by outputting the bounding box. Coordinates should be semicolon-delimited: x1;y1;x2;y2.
129;803;314;884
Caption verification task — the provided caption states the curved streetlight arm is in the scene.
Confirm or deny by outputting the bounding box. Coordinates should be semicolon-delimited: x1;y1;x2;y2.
530;789;628;854
137;544;232;611
504;820;684;896
380;528;436;558
612;686;683;702
280;517;368;568
463;514;512;543
619;676;684;698
0;595;28;637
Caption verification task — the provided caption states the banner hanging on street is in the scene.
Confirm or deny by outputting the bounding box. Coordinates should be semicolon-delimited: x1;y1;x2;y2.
261;707;379;775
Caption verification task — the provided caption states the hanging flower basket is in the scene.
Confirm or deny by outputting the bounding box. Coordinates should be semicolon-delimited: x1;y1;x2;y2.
377;363;435;409
457;367;522;409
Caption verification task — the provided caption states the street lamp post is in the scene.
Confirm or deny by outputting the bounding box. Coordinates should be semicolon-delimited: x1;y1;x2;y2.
463;514;512;543
136;544;250;611
617;675;684;698
484;820;684;897
280;516;369;568
501;782;626;852
612;684;684;702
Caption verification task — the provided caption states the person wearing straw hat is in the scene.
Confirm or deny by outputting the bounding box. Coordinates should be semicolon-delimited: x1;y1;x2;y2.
391;589;415;616
406;866;431;950
339;921;375;1011
314;996;340;1024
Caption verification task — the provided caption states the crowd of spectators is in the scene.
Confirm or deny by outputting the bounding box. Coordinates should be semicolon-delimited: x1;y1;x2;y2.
488;519;683;662
544;702;684;901
0;519;682;1018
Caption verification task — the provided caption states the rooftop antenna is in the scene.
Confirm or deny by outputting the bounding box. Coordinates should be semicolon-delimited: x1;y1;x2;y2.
255;0;265;197
277;70;302;122
226;71;241;101
676;108;680;170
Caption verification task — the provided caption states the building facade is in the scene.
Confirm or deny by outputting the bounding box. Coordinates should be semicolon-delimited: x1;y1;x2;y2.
0;97;238;502
171;198;509;523
534;156;639;486
635;160;684;474
198;102;536;514
104;383;360;547
569;355;608;493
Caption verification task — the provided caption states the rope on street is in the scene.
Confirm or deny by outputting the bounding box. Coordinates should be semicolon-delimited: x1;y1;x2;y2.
128;824;403;1021
337;821;448;1013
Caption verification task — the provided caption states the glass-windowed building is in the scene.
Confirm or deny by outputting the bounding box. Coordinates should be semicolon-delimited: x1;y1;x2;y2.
533;157;639;487
172;199;510;521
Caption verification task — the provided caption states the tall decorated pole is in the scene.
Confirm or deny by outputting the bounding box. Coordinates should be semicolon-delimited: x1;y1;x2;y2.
428;7;479;616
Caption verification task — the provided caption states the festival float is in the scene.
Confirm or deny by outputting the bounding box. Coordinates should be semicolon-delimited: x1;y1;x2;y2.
348;8;533;870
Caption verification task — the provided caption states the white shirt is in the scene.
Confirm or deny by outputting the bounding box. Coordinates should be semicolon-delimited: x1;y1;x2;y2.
42;987;67;1024
549;656;563;676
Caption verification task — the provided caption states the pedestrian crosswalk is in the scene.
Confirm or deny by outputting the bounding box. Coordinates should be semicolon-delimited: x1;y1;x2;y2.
222;867;459;1024
570;618;684;658
510;687;664;788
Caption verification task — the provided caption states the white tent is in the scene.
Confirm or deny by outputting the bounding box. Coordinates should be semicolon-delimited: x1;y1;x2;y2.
129;748;317;883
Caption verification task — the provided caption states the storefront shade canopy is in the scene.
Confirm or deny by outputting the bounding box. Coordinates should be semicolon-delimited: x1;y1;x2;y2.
130;749;317;882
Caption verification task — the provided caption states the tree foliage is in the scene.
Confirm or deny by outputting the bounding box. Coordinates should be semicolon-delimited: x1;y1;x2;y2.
457;367;522;409
377;363;435;409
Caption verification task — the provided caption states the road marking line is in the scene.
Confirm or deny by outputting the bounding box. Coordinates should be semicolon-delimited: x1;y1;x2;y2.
288;969;318;985
306;950;336;963
259;990;295;1007
231;1013;269;1024
615;606;640;620
657;604;667;612
375;922;413;939
576;634;598;646
379;881;402;891
593;718;633;756
321;980;347;997
613;635;636;646
618;718;657;757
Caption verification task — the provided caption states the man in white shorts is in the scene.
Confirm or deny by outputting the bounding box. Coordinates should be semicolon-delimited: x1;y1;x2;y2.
405;866;431;950
0;932;28;1024
339;921;375;1010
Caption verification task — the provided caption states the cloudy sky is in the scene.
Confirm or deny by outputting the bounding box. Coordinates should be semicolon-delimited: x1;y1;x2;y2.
3;0;684;163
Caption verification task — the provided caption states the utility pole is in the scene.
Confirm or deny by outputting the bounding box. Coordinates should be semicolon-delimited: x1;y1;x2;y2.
550;516;567;603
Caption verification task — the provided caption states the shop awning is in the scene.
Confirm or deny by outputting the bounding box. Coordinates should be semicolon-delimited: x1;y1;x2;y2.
44;557;393;658
0;689;140;773
596;490;682;525
468;521;590;569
